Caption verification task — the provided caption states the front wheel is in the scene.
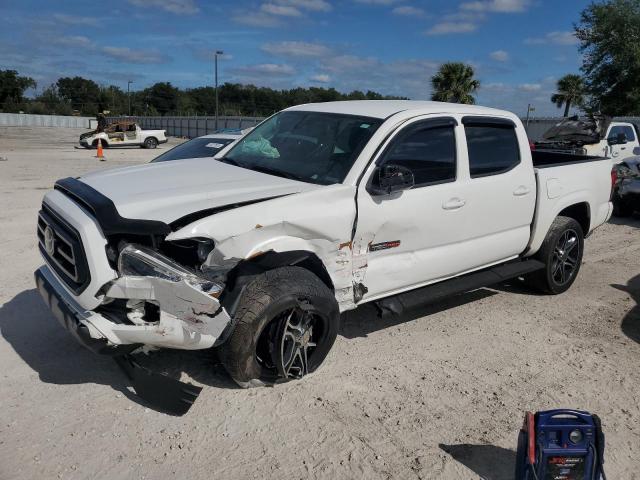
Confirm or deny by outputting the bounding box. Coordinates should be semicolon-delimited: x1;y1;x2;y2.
143;137;158;149
220;267;339;388
525;216;584;294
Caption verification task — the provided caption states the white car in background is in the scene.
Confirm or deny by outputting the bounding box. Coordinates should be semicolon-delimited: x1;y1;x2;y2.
151;130;247;163
79;120;168;149
535;116;640;164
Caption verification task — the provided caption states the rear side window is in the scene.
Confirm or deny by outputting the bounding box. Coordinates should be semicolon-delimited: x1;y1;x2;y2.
609;125;636;142
381;123;456;187
464;121;520;178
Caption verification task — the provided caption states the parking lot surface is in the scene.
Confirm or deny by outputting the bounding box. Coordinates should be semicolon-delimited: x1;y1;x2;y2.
1;127;639;479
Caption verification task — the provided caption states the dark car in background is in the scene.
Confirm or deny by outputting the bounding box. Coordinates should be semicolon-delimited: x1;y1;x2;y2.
151;131;246;163
612;157;640;216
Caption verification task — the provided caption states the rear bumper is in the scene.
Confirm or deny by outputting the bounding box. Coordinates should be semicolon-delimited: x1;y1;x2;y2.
35;267;136;355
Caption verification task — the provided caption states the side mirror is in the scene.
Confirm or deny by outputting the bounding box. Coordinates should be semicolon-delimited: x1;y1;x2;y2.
608;133;628;145
367;164;415;196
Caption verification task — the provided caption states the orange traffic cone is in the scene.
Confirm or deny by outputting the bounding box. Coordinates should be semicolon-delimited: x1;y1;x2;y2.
95;138;105;161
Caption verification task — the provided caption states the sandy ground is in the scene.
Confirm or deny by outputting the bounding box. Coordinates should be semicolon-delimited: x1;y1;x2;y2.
0;126;638;480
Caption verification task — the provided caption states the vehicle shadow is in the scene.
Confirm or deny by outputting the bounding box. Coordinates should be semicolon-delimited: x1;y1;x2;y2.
608;213;640;228
612;273;640;344
0;289;237;415
439;443;516;480
340;288;498;339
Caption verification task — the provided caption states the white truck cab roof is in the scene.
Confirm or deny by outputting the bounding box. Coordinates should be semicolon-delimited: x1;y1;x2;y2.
285;100;512;119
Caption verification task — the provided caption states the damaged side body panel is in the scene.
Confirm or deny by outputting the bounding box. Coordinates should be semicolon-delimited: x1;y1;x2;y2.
167;184;364;311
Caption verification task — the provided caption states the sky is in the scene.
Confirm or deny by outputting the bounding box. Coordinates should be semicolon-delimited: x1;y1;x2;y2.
0;0;592;116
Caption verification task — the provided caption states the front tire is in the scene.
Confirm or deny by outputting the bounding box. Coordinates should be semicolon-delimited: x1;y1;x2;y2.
526;216;584;294
220;267;339;388
143;137;158;149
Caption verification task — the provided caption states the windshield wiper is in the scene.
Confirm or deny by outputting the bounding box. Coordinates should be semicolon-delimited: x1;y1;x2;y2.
249;165;305;182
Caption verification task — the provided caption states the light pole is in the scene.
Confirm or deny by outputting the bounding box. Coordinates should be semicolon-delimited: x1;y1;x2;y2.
525;103;535;129
214;50;223;131
127;80;133;117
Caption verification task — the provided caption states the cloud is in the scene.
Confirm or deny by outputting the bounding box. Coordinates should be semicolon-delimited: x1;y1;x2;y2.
460;0;531;13
392;5;425;16
52;14;98;26
524;31;579;46
260;3;303;16
353;0;401;4
233;11;282;27
231;63;296;76
262;41;332;58
234;0;331;27
518;83;541;92
310;74;331;83
425;22;477;35
279;0;332;12
101;46;170;64
52;35;96;49
490;50;509;62
126;0;199;14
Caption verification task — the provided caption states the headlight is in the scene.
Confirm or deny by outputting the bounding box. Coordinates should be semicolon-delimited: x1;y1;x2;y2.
118;244;223;296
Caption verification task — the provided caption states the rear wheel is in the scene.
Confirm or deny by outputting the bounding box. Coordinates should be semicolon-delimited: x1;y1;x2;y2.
220;267;339;387
525;216;584;294
143;137;158;149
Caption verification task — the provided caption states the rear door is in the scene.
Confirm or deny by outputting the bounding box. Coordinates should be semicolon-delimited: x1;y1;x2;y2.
124;124;139;144
458;116;536;264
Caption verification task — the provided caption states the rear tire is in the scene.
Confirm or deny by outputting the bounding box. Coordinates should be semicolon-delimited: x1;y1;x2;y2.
143;137;158;149
525;216;584;294
220;267;339;388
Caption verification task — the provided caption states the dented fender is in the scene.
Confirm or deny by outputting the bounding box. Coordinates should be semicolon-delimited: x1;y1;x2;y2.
166;184;363;310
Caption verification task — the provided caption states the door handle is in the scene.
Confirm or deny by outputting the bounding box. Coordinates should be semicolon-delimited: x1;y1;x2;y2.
442;198;466;210
513;186;531;197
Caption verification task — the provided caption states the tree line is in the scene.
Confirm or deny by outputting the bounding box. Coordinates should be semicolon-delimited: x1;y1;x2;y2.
1;0;638;118
0;72;405;117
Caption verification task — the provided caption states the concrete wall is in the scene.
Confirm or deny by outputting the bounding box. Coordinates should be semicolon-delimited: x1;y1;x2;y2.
0;113;93;128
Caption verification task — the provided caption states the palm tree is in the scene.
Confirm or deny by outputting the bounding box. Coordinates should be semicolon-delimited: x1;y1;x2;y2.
551;74;586;117
430;62;480;104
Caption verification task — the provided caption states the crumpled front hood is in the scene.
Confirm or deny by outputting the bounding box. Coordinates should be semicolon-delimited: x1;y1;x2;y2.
79;157;319;223
541;115;612;144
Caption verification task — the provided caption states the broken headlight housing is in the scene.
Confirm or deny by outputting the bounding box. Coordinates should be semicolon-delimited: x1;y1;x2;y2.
118;244;223;297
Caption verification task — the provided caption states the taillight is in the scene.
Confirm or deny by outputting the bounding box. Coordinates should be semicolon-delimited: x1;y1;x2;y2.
529;140;536;151
610;167;618;200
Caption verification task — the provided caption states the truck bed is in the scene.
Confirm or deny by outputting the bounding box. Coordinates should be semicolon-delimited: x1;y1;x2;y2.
532;150;608;168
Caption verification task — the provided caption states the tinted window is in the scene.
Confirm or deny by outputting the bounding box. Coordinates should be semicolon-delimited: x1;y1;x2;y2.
465;125;520;178
381;125;456;186
609;125;636;142
224;112;381;185
151;137;235;163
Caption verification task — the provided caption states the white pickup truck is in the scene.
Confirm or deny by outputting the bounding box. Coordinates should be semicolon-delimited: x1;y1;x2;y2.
79;120;167;149
535;116;640;163
35;101;614;413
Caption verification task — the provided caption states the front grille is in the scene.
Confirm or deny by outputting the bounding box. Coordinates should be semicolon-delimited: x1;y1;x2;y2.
37;204;90;294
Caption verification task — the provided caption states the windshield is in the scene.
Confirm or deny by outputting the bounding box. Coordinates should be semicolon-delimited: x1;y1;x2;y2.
151;137;236;163
222;111;382;185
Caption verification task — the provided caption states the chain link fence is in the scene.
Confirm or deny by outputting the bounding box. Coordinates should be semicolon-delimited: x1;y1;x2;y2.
106;115;264;138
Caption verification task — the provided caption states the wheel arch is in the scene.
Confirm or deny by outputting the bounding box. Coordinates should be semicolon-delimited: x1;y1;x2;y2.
220;250;335;318
558;202;591;235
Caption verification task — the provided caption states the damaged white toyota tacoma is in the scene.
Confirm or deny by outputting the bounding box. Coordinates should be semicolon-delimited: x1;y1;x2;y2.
35;101;615;412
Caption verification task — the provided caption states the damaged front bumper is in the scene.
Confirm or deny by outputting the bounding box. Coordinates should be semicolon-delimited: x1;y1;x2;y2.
35;245;232;354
